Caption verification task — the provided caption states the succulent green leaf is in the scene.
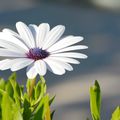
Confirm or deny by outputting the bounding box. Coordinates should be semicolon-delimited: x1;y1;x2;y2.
51;110;55;120
33;95;50;120
33;77;46;106
0;78;5;90
90;80;101;120
23;97;31;120
35;81;41;100
111;106;120;120
9;73;21;107
5;81;14;98
1;91;23;120
49;95;55;105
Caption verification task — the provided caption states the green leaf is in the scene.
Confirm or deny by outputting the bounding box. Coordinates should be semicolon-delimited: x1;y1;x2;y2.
23;96;31;120
9;73;21;107
49;95;55;106
111;106;120;120
33;95;50;120
90;80;101;120
51;110;55;120
1;90;23;120
0;78;5;90
35;81;41;100
33;77;46;106
5;81;14;98
0;78;6;117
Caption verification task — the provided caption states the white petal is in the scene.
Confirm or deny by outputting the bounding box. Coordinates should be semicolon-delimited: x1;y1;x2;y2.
48;56;80;64
44;58;65;75
0;48;26;57
47;36;83;52
0;32;29;52
51;45;88;54
0;39;27;53
46;57;73;71
3;28;33;49
42;25;65;49
36;23;50;48
29;24;38;44
11;58;34;71
16;21;35;48
3;28;21;38
0;59;12;70
26;62;37;79
35;60;47;76
50;52;88;59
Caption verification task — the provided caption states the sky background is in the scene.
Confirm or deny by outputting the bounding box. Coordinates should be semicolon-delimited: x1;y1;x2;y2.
0;0;120;120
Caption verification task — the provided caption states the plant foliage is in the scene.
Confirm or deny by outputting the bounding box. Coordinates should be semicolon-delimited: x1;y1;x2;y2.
89;80;120;120
0;73;54;120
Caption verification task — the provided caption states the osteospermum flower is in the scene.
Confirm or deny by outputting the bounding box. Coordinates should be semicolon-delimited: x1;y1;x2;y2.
0;22;88;79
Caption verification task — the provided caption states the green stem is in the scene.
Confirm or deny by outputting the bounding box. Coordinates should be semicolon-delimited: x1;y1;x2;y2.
28;78;36;98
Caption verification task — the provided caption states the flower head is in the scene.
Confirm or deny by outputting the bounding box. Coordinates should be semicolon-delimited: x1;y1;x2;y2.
0;22;88;79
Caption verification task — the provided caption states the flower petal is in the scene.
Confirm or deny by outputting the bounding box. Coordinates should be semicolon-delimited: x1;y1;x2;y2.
29;24;38;44
51;45;88;54
44;58;65;75
0;59;12;70
16;21;35;48
35;60;47;76
36;23;50;48
48;56;80;64
0;32;29;52
50;52;88;59
47;36;83;52
0;48;26;57
11;58;34;71
26;62;37;79
46;57;73;71
42;25;65;49
3;28;21;38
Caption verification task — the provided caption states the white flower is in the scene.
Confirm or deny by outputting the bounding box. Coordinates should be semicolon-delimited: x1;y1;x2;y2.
0;21;88;79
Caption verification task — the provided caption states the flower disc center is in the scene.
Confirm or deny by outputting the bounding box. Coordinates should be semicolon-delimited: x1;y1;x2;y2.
26;48;49;60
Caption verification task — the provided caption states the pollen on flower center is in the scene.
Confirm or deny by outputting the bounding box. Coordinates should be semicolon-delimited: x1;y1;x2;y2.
26;48;49;60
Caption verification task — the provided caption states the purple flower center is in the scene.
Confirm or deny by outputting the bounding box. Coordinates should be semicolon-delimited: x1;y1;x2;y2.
26;48;49;60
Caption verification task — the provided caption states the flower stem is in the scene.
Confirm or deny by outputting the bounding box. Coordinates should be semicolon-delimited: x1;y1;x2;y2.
28;78;36;98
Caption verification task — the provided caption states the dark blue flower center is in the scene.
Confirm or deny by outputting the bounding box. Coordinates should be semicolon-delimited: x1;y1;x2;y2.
26;48;49;60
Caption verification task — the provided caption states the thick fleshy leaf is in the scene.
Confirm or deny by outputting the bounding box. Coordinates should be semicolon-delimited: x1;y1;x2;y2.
47;36;83;52
90;80;101;120
11;58;34;71
9;73;21;107
1;91;23;120
36;23;50;48
0;78;5;90
111;106;120;120
23;96;31;120
42;25;65;49
16;21;35;48
33;95;50;120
